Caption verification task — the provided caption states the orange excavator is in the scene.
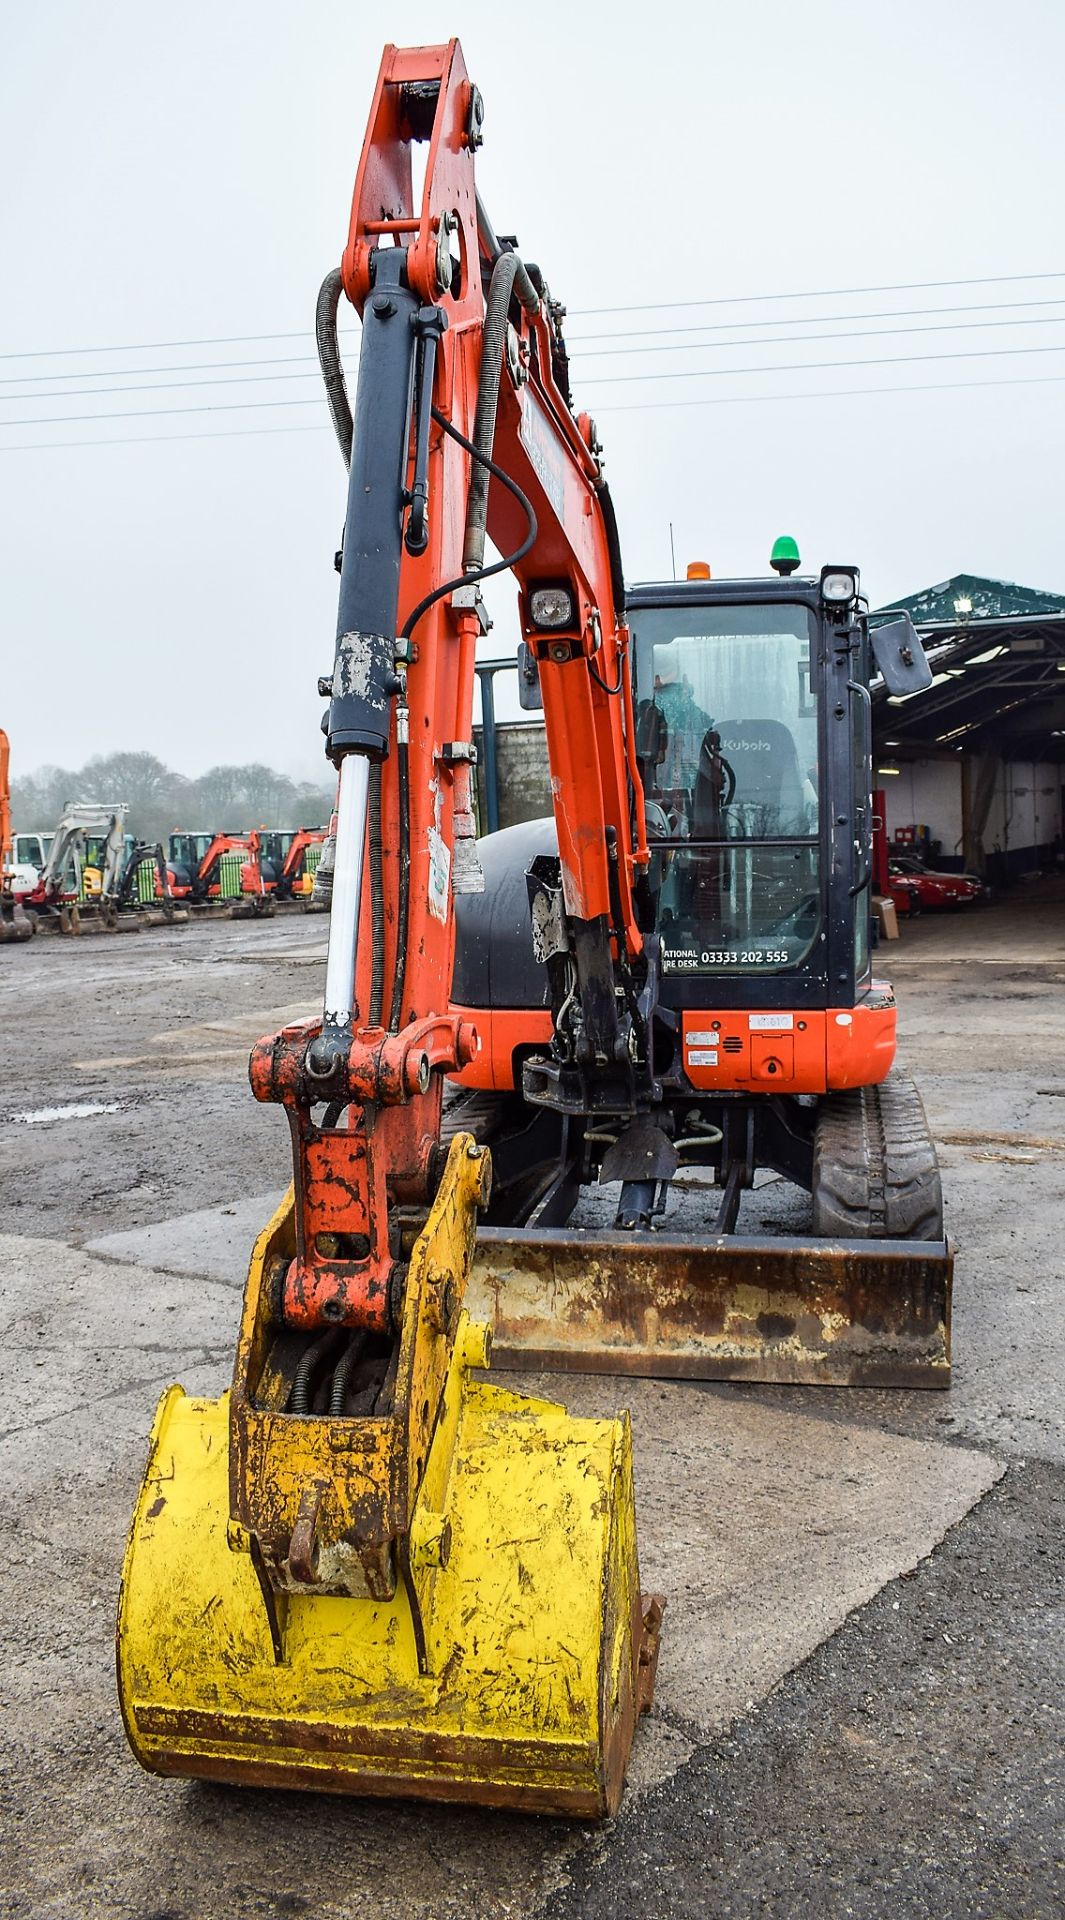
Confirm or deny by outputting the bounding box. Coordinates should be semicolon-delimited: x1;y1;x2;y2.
165;829;271;912
0;730;33;942
259;826;329;900
119;38;948;1816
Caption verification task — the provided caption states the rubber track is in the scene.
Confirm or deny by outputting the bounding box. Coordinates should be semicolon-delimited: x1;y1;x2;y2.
439;1086;513;1148
812;1066;944;1240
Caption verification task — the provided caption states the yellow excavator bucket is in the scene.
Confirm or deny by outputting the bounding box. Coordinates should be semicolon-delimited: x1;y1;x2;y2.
117;1140;662;1815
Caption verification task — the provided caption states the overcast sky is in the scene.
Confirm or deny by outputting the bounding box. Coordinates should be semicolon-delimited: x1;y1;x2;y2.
2;0;1062;783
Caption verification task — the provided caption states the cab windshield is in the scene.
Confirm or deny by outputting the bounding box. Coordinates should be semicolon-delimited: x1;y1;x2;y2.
170;833;212;870
630;601;821;975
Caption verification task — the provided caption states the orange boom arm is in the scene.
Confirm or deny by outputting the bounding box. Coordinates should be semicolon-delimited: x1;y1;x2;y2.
250;40;648;1330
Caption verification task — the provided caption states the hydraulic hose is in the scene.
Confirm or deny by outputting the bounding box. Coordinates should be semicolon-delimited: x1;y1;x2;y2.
462;249;540;574
328;1331;365;1416
390;414;537;1038
289;1328;344;1415
388;720;410;1034
368;762;384;1026
597;478;627;618
316;268;354;468
475;191;542;314
401;411;537;643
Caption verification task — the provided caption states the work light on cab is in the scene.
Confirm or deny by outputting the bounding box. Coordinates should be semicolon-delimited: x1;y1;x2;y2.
820;565;859;608
529;584;575;628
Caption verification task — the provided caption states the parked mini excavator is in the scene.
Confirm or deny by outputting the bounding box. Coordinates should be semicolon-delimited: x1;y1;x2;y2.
166;828;271;912
0;730;33;942
119;37;949;1816
20;804;129;931
13;805;179;932
259;826;329;901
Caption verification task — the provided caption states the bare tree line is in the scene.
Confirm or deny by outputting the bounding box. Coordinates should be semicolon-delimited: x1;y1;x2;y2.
11;751;335;843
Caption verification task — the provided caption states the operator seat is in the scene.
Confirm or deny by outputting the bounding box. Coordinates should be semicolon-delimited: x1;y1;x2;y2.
704;718;807;836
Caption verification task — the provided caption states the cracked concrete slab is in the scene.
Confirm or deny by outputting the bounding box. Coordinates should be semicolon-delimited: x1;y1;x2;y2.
86;1193;283;1286
550;1373;1002;1784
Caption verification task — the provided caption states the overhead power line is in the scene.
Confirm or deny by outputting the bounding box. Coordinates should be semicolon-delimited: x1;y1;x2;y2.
567;268;1065;319
1;369;325;405
1;269;1062;363
1;422;336;453
0;349;329;388
0;395;325;429
1;370;1062;453
566;295;1065;345
577;340;1065;389
594;371;1065;416
5;310;1065;409
6;337;1065;430
568;313;1065;364
0;327;345;364
4;295;1064;389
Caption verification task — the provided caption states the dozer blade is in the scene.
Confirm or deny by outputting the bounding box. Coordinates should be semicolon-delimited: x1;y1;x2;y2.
118;1145;662;1816
467;1228;952;1388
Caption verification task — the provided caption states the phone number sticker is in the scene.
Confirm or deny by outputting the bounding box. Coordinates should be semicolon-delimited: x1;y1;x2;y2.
662;946;791;971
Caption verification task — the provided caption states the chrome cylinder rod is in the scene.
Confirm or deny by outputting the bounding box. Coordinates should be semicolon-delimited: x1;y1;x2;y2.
322;751;371;1031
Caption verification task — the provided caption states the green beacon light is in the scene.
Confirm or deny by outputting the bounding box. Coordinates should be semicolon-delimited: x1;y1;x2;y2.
770;535;801;577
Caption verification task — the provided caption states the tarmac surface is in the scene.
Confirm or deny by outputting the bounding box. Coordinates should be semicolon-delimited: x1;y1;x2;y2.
1;879;1063;1918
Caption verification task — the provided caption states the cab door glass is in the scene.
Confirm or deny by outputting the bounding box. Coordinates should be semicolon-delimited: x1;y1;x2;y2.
632;603;821;976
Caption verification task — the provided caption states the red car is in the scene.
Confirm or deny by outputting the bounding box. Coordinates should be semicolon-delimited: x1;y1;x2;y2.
888;854;988;909
886;869;923;917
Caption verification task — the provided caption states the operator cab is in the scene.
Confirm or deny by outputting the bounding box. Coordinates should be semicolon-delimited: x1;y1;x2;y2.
452;546;930;1103
168;831;214;891
630;580;822;997
621;555;887;1028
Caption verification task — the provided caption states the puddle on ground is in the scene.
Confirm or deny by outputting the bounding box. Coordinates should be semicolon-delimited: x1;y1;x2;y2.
8;1101;122;1126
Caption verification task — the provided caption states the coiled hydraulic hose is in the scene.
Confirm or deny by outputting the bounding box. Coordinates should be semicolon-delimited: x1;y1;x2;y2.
387;412;537;1035
328;1331;365;1416
316;268;354;465
288;1327;344;1415
462;249;540;574
368;762;384;1025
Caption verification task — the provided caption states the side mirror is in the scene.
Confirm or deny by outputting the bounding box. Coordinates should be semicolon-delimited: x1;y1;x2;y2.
517;640;543;711
870;613;933;697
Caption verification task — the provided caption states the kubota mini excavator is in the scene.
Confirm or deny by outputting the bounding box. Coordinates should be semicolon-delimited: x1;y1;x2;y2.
259;826;329;900
166;828;272;914
119;39;663;1816
119;36;948;1815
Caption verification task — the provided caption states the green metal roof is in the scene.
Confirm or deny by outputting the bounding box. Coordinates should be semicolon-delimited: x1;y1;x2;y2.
886;573;1065;623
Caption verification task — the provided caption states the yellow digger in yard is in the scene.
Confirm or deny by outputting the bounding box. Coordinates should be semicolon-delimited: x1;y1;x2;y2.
118;39;949;1815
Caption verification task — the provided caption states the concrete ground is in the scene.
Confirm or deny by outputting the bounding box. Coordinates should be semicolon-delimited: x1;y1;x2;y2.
1;881;1063;1919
